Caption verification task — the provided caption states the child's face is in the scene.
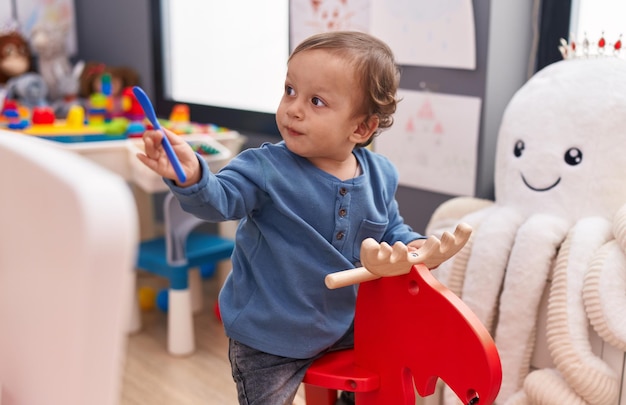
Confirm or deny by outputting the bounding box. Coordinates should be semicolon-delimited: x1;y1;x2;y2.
276;49;369;163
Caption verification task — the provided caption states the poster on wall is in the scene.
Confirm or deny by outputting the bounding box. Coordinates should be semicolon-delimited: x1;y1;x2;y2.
374;89;481;196
369;0;476;69
0;0;77;54
290;0;370;51
289;0;476;70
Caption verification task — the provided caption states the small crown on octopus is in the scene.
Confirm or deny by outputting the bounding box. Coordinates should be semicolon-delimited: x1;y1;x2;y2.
559;31;623;59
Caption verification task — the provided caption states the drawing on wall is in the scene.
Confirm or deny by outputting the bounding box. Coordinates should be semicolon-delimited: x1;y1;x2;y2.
0;0;77;54
375;89;481;196
290;0;370;51
370;0;476;69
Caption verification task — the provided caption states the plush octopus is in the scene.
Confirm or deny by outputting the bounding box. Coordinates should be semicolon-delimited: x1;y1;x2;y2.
426;56;626;404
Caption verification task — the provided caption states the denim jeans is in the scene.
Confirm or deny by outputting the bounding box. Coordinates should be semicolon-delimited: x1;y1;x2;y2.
228;325;354;405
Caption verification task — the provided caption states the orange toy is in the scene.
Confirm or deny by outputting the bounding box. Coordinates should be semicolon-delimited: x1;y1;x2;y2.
303;224;502;405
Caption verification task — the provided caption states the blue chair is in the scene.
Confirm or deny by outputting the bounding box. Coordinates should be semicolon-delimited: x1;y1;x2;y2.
136;192;235;355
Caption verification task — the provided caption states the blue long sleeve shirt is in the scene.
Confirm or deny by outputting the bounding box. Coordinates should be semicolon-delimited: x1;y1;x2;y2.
166;141;424;358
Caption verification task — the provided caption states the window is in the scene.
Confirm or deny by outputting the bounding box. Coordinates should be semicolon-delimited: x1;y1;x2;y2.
570;0;626;46
152;0;289;135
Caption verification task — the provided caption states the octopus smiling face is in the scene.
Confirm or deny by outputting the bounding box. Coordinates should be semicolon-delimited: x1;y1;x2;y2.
494;57;626;224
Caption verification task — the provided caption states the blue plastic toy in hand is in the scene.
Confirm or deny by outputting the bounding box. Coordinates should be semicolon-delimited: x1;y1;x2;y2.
132;86;187;183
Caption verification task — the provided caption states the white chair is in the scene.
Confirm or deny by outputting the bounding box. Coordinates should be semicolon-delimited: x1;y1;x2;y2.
0;130;138;405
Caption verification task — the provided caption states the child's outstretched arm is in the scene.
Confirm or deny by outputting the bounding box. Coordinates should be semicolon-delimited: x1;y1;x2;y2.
136;128;201;187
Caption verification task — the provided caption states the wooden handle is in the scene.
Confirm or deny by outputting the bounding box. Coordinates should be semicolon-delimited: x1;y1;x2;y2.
325;267;381;289
326;222;473;289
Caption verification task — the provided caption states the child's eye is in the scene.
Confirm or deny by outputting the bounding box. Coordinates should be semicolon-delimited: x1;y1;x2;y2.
311;97;326;107
285;85;295;96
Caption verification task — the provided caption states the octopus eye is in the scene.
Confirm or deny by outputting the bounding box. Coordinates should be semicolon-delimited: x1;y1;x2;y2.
564;147;583;166
513;140;525;157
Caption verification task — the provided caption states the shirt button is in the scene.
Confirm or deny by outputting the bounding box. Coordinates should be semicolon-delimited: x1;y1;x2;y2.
339;187;348;196
336;231;345;240
338;208;347;217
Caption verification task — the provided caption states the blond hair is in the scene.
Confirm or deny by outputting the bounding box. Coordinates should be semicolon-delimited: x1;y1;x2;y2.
290;31;400;146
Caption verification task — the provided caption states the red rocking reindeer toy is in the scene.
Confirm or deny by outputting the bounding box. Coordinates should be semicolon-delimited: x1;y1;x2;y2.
303;223;503;405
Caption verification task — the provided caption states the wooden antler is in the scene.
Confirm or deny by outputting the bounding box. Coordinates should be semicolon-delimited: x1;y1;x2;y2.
325;223;472;289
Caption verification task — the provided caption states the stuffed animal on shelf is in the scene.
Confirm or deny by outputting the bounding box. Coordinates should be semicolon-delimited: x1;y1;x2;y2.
29;23;72;102
51;60;86;118
0;31;32;86
426;52;626;403
4;72;49;109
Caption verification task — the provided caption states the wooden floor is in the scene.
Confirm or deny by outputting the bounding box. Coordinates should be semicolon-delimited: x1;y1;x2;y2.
120;269;307;405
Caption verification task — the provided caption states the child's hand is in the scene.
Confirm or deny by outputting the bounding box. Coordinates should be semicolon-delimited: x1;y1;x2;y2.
407;238;427;251
136;128;201;187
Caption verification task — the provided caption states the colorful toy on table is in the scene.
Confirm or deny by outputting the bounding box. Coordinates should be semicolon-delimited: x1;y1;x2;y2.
31;106;55;124
100;72;114;121
87;92;108;125
4;85;233;145
21;104;103;136
121;86;145;122
87;73;115;124
158;103;231;135
169;104;189;122
165;104;191;134
164;104;225;135
86;72;139;125
1;77;156;140
18;103;129;142
125;121;146;138
1;99;29;129
118;86;146;138
190;142;221;156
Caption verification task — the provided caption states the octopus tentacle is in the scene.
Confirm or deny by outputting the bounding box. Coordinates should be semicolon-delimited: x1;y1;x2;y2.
584;203;626;350
504;389;530;405
462;207;525;333
435;208;488;297
523;369;586;405
426;198;495;294
426;196;494;233
545;218;617;405
583;241;626;351
613;204;626;250
445;234;473;297
494;214;569;402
